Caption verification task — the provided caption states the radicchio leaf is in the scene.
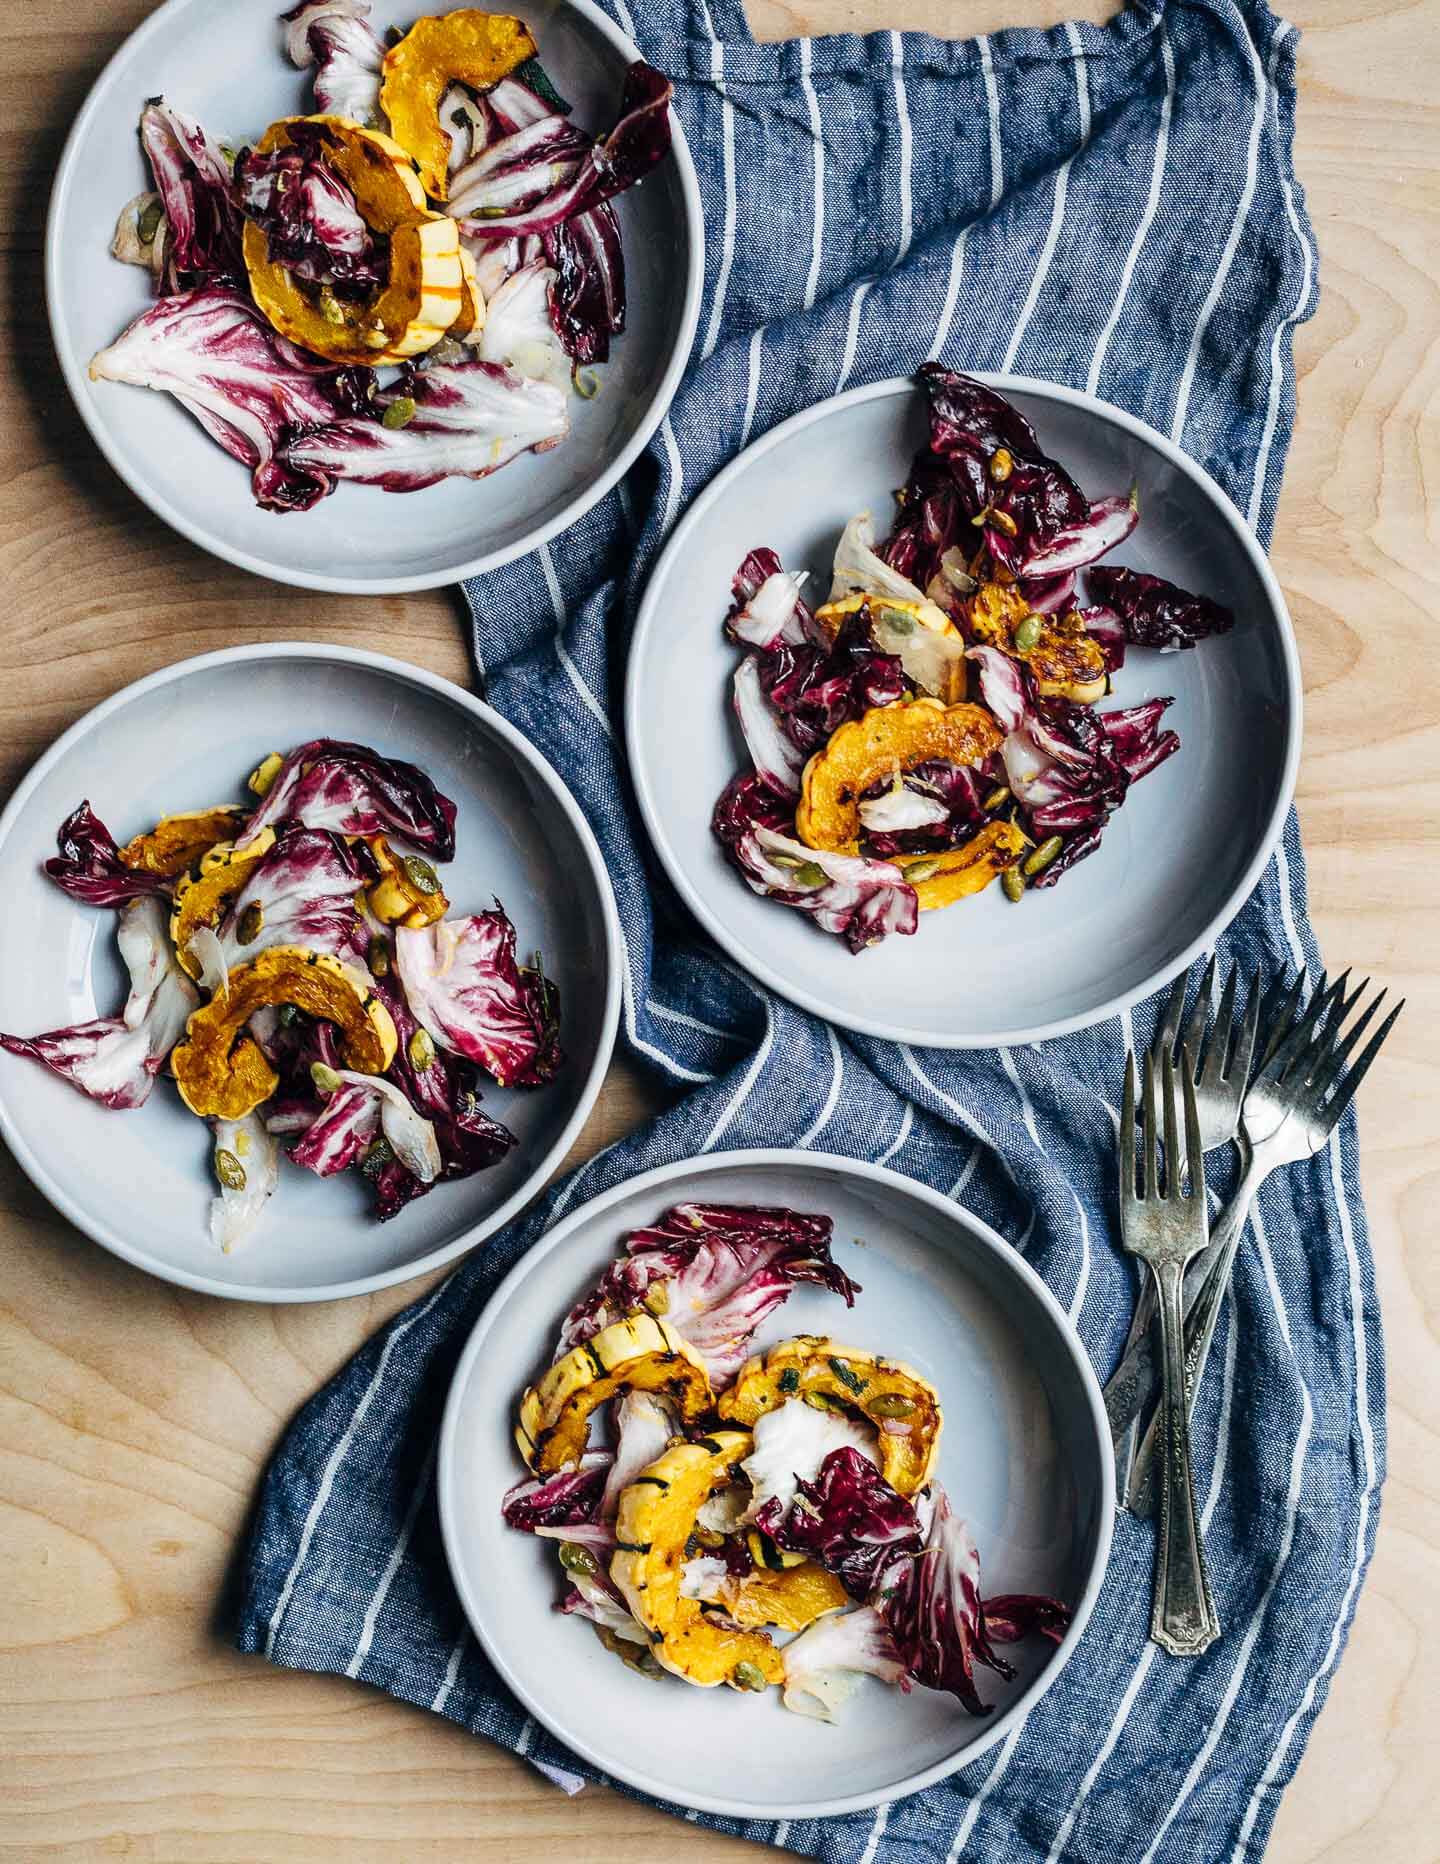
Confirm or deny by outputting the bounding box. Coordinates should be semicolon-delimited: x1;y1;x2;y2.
234;121;386;298
43;802;171;907
726;548;813;651
238;741;457;859
733;655;804;796
209;1111;279;1251
281;360;569;494
139;101;244;290
600;1392;676;1518
742;1406;880;1530
394;911;562;1088
876;1485;1014;1714
541;204;625;364
829;511;935;609
982;1593;1071;1646
756;609;908;757
87;286;372;512
502;1452;612;1533
447;112;590;221
755;1444;920;1599
214;826;367;967
1084;565;1236;651
1016;490;1139;578
558;1203;859;1383
710;770;794;849
281;0;385;121
476;259;571;390
288;1079;380;1176
859;760;987;858
0;896;199;1108
728;826;918;953
781;1606;908;1722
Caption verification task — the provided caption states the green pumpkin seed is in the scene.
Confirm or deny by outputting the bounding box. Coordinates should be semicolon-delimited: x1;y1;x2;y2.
868;1392;917;1420
876;605;916;635
989;446;1015;483
408;1028;436;1072
558;1541;599;1576
777;1366;800;1394
360;1136;394;1179
277;1002;303;1028
136;198;164;244
401;853;441;895
731;1661;768;1692
802;1390;842;1413
1002;865;1027;904
248;751;283;796
1023;835;1064;878
214;1148;246;1192
905;857;942;882
367;934;390;977
236;901;264;945
1014;615;1043;654
318;291;346;325
792;861;827;889
827;1355;867;1394
692;1525;725;1550
643;1282;670;1316
382;396;417;431
982;785;1011;812
574;368;601;400
310;1061;343;1095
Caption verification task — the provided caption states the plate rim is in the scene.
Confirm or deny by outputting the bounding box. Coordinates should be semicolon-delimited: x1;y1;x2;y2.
0;639;623;1303
437;1145;1117;1821
43;0;706;595
623;371;1304;1049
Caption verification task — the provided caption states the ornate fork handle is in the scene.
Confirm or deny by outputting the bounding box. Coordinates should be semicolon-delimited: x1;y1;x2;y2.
1150;1255;1221;1655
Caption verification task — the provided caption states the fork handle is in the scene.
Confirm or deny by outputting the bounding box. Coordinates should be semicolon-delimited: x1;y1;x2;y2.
1127;1153;1265;1516
1150;1258;1221;1656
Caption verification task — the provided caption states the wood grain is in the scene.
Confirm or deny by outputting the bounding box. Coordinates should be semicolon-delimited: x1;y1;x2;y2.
1;0;1436;1858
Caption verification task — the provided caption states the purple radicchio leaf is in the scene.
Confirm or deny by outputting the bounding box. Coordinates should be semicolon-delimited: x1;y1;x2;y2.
280;360;569;494
1015;490;1139;579
0;896;199;1108
456;61;673;239
234;121;387;299
557;1201;858;1383
1076;602;1126;673
880;450;969;593
212;826;367;969
1084;565;1236;651
447;110;590;223
758;609;909;758
281;0;385;121
238;740;457;858
859;759;990;858
139;101;244;290
733;655;805;797
86;285;377;512
43;801;172;907
756;1446;924;1602
1016;569;1077;615
725;547;815;652
288;1079;380;1176
502;1452;613;1533
981;1592;1072;1647
393;909;562;1089
727;826;918;954
541;204;625;364
710;770;795;850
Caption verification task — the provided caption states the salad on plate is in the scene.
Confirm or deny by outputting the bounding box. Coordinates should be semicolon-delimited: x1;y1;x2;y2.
0;741;561;1250
90;2;674;512
711;367;1236;952
501;1200;1068;1719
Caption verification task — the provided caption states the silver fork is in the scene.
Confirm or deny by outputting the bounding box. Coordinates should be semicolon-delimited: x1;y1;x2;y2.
1125;971;1404;1514
1120;1046;1221;1656
1107;957;1261;1496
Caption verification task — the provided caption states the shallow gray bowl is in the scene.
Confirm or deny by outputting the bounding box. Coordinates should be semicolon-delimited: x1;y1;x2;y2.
45;0;703;593
626;375;1302;1048
0;644;620;1301
439;1149;1114;1820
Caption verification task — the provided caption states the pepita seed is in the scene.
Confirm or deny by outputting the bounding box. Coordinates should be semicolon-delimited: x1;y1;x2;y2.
982;785;1011;812
1013;615;1043;653
382;396;417;431
989;446;1015;483
692;1526;724;1550
1002;865;1027;903
868;1393;917;1419
401;853;441;895
876;605;916;635
1023;835;1064;878
247;751;283;796
237;901;264;945
367;934;390;977
214;1148;246;1192
802;1390;841;1413
731;1661;768;1692
408;1028;436;1072
989;508;1019;537
310;1061;343;1095
905;857;941;882
136;198;163;244
791;860;827;889
558;1541;598;1576
643;1282;670;1316
360;1136;394;1178
574;368;601;400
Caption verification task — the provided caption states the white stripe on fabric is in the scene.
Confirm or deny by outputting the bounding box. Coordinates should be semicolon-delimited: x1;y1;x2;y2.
901;1045;1007;1175
547;1133;625;1226
658;414;686;540
619;926;713;1083
999;1046;1091;1320
948;1138;985;1202
800;38;826;308
646;998;744;1042
264;1278;451;1657
607;0;637;37
945;1722;1026;1862
346;1445;436;1678
1085;22;1174;398
699;1;737;361
876;1101;913;1167
772;1821;791;1849
431;1631;468;1712
798;1025;844;1148
835;282;873;393
1169;17;1268;444
1247;26;1315;527
1272;838;1306;972
978;36;1004;209
516;1716;535;1755
739;325;765;448
1045;1647;1160;1861
540;545;612;739
701;996;776;1151
859;1802;890;1864
927;227;970;361
889;32;914;262
1000;26;1088;373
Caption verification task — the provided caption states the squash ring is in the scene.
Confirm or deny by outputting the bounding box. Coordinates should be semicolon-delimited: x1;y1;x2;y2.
898;820;1029;912
118;807;250;879
169;830;278;978
380;11;539;201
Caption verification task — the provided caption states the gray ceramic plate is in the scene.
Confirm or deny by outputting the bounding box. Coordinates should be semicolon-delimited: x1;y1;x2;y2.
0;644;620;1301
626;375;1302;1048
45;0;702;593
439;1149;1114;1820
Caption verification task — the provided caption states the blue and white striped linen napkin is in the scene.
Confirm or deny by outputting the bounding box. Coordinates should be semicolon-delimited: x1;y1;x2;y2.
238;1;1386;1857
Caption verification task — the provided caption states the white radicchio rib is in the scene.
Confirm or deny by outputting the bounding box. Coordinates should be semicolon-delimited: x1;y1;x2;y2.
215;827;366;967
600;1392;676;1519
781;1607;908;1723
477;261;572;390
730;570;812;650
281;0;385;121
732;827;919;953
829;512;935;610
394;911;560;1088
209;1111;280;1252
733;656;804;797
281;361;569;493
740;1398;878;1526
0;896;199;1109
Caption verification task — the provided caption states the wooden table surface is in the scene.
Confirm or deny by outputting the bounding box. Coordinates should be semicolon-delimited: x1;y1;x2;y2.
2;0;1436;1857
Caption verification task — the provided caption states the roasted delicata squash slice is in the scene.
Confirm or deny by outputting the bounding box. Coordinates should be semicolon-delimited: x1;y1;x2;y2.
718;1337;943;1494
897;820;1029;912
796;699;1003;858
242;116;465;365
380;10;538;200
610;1432;785;1689
364;835;449;929
169;829;278;979
725;1559;850;1634
447;242;484;341
969;581;1107;705
516;1313;712;1474
171;945;397;1121
118;807;250;879
814;591;957;641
